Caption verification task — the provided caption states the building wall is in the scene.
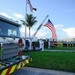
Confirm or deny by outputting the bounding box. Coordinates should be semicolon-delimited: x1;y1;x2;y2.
62;38;75;42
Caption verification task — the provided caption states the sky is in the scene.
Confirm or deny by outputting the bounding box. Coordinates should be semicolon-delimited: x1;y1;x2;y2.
0;0;75;40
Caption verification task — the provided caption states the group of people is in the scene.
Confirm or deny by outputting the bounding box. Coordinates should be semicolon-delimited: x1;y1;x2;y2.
22;38;50;51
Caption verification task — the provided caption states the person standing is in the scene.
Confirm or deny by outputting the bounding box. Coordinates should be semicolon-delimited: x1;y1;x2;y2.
39;39;44;51
48;41;50;48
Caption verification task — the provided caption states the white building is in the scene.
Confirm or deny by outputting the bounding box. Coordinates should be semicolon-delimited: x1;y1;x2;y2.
62;38;75;42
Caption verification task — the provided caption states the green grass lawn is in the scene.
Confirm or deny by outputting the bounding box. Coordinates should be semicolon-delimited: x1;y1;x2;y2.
24;51;75;72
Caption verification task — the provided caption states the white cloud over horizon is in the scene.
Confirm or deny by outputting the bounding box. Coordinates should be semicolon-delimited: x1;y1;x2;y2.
20;25;48;38
13;13;24;19
63;28;75;38
36;30;48;38
55;24;75;38
0;12;19;21
54;24;64;29
5;9;24;19
0;12;24;24
0;12;12;18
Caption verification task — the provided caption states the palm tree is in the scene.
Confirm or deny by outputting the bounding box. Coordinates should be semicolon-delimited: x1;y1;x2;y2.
21;14;37;37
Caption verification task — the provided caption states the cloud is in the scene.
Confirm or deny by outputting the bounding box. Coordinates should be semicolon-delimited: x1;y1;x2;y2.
5;8;12;13
20;25;48;38
20;25;34;37
0;12;12;18
0;12;17;20
0;12;23;24
63;28;75;38
54;24;75;39
28;29;48;38
54;24;64;29
36;30;48;38
5;9;24;19
13;13;24;19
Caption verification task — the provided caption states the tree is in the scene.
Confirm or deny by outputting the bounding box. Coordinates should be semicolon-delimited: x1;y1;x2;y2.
21;14;37;37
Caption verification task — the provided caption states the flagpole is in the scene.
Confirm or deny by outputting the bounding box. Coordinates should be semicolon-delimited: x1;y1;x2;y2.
25;0;34;38
25;0;27;38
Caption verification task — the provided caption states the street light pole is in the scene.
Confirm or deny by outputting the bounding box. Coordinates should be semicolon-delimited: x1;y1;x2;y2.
25;0;27;38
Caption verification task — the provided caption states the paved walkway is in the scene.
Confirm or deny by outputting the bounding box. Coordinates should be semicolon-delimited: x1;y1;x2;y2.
44;50;75;52
11;67;75;75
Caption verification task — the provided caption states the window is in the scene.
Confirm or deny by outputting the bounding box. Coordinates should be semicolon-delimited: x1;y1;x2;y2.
0;20;20;37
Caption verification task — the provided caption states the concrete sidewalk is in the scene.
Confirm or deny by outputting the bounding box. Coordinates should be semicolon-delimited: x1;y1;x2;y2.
11;67;75;75
44;50;75;52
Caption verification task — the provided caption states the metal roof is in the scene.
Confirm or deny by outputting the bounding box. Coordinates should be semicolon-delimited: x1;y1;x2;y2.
0;15;21;26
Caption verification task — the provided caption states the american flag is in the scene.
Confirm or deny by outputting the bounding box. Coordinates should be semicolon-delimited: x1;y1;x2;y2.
44;19;57;39
27;0;36;12
27;0;33;12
